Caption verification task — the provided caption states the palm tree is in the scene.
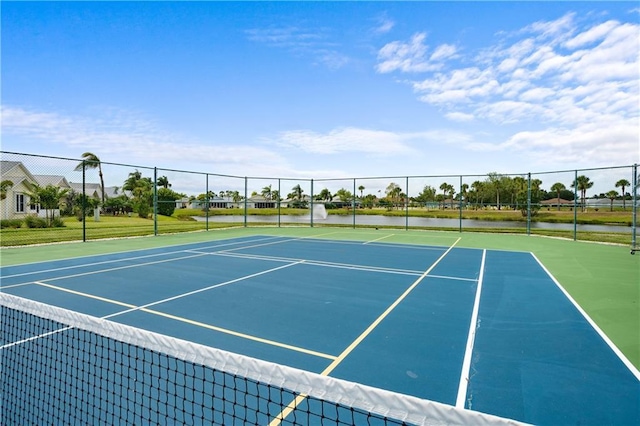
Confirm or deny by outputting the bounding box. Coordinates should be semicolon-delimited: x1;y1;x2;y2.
571;175;594;212
289;184;304;201
512;176;527;208
358;185;365;198
122;170;142;192
317;188;332;202
1;180;13;200
157;176;171;189
615;179;630;210
487;172;504;210
470;180;485;209
75;152;105;207
261;185;272;201
439;182;455;209
550;182;566;211
605;190;619;212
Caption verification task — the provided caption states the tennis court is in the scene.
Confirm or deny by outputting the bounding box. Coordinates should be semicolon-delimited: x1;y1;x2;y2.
1;230;639;425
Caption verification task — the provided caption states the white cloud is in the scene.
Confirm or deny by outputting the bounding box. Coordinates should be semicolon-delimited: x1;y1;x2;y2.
270;127;416;155
387;12;639;167
374;16;395;34
445;112;474;122
246;26;349;70
0;106;288;173
430;44;457;61
376;33;457;74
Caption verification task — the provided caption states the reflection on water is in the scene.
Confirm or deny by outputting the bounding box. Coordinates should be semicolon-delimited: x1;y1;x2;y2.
193;214;632;233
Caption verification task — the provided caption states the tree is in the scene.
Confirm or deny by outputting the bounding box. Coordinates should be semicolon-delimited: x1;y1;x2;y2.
550;182;566;211
358;185;365;198
606;190;619;212
288;184;306;208
122;170;153;218
615;179;630;210
316;188;332;202
75;152;105;207
415;185;436;205
512;177;527;208
487;173;505;210
157;176;171;189
470;181;486;209
261;185;272;201
385;182;402;209
335;188;353;205
439;182;455;209
0;180;13;200
460;183;469;204
571;175;594;212
157;188;180;216
24;183;70;226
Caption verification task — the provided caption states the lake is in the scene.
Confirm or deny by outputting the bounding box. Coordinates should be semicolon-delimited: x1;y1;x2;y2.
193;215;633;234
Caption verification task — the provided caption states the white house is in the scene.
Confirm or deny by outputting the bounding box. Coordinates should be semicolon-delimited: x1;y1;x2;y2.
1;161;41;220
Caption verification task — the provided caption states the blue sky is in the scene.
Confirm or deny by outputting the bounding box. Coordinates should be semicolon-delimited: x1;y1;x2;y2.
2;1;639;196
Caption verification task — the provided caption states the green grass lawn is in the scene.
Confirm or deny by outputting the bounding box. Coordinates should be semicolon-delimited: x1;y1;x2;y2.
1;207;635;247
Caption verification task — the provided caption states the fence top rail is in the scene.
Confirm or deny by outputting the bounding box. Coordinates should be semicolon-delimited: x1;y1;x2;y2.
1;151;635;182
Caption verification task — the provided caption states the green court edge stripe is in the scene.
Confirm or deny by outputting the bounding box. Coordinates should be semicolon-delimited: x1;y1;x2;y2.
530;253;640;381
456;249;487;408
269;237;462;425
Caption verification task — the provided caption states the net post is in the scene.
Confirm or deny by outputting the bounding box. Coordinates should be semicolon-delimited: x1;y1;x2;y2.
527;173;531;236
153;167;158;236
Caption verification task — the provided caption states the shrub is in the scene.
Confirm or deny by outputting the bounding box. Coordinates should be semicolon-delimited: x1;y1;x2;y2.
51;216;66;228
24;215;48;228
1;219;23;229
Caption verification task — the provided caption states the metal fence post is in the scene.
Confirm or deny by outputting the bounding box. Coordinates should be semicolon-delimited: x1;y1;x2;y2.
526;173;531;236
205;174;209;231
310;179;314;228
632;164;638;253
82;161;86;242
459;175;463;233
573;170;578;241
153;167;158;236
244;177;248;228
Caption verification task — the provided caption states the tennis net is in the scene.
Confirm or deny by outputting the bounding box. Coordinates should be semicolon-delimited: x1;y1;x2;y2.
1;293;521;425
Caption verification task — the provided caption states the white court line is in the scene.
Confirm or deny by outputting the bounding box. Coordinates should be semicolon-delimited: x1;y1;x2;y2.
269;236;462;426
364;234;395;244
531;253;640;381
455;249;487;408
208;250;425;276
2;252;211;288
30;259;337;360
0;235;282;279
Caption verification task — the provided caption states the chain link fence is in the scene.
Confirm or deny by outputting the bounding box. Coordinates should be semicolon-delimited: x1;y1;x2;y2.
1;151;637;249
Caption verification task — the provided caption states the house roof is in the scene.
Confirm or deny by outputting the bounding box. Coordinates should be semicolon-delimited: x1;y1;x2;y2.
540;197;573;205
0;161;38;184
33;175;71;188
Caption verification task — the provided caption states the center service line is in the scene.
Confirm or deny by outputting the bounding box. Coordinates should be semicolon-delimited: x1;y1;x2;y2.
269;237;462;426
455;249;487;408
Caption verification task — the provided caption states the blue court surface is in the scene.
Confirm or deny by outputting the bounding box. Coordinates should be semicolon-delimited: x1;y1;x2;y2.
1;235;639;425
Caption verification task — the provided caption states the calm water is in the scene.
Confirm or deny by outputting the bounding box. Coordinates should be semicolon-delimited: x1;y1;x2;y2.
194;215;633;233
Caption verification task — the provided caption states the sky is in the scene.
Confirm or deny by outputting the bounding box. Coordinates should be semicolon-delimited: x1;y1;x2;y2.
1;1;639;196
